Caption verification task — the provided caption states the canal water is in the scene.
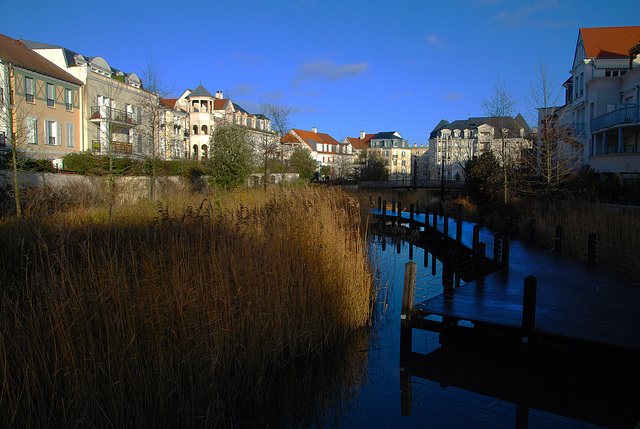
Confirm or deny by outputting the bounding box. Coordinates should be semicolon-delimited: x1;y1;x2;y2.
312;214;640;428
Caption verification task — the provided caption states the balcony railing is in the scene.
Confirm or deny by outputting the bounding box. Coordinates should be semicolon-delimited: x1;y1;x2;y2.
90;106;138;125
591;105;640;132
91;140;133;155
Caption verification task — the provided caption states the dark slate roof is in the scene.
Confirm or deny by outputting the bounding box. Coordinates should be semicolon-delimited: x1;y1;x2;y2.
372;131;402;140
430;115;533;139
232;102;249;114
0;34;83;86
187;84;215;98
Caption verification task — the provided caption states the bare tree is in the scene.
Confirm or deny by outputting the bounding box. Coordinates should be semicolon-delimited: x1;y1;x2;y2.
138;54;173;199
260;100;291;189
481;77;520;205
525;56;584;190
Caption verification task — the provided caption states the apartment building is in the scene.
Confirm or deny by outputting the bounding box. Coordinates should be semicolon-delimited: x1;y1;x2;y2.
22;39;158;159
368;131;412;180
175;85;274;160
559;26;640;181
159;98;190;159
429;115;532;181
281;127;341;169
0;34;83;163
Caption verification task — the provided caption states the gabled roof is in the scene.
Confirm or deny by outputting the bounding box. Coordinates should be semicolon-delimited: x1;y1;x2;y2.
187;84;215;98
430;115;533;139
580;26;640;59
372;131;402;140
214;98;230;110
232;102;249;114
346;133;375;150
284;128;340;152
160;98;178;108
0;33;83;86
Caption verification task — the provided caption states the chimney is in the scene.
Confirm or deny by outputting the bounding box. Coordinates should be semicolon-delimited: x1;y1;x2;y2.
215;90;223;99
360;130;365;139
312;126;317;133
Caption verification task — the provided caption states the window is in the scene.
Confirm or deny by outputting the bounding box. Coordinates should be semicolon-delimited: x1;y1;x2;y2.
45;120;61;145
25;115;37;144
25;77;34;103
65;88;73;111
46;83;55;107
0;131;5;147
66;122;75;148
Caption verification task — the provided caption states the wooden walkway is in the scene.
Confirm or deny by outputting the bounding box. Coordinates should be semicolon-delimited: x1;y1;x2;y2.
412;232;640;352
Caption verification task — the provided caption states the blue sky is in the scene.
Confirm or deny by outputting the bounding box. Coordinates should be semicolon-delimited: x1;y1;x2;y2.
3;0;639;146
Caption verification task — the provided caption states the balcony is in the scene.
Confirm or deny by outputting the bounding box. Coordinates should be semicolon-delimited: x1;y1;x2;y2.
90;106;138;127
91;140;133;155
590;105;640;133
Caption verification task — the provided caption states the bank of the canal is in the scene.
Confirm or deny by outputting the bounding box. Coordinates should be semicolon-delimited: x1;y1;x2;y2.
330;218;640;428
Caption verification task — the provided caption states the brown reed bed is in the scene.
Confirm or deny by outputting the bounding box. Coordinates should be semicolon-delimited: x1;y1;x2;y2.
0;186;376;427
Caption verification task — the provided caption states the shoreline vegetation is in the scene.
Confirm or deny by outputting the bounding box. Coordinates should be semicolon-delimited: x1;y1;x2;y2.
0;185;377;427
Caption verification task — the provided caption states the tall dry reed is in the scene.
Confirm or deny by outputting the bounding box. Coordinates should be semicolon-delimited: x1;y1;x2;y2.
0;187;375;427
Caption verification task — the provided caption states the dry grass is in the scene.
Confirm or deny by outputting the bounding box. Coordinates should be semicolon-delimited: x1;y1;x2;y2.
0;186;376;427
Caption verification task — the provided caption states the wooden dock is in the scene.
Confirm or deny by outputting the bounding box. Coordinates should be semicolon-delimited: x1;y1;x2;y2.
372;200;640;354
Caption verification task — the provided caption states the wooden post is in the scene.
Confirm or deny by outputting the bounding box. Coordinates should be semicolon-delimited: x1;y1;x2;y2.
401;261;417;348
377;196;382;211
493;232;501;262
397;201;402;225
476;242;486;282
409;243;413;260
400;347;413;417
529;218;536;242
424;247;429;268
382;200;387;226
443;250;454;298
409;203;415;229
555;225;563;254
456;216;463;244
472;225;479;252
392;198;396;214
501;235;510;269
443;215;449;238
381;236;386;251
588;232;596;266
433;211;438;231
522;275;537;346
457;203;462;222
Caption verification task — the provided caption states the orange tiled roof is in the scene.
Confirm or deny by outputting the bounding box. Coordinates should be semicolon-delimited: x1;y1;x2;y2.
0;33;83;86
580;26;640;58
346;134;375;150
160;98;177;108
214;98;229;110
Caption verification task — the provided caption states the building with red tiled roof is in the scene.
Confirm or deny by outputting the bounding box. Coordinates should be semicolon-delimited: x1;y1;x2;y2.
556;26;640;181
0;33;83;162
281;127;342;171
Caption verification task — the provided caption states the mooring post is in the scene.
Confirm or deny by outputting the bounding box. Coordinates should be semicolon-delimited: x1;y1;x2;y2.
409;243;413;260
443;215;449;238
472;225;479;252
433;211;438;231
409;203;415;229
424;247;429;268
399;346;413;417
382;200;387;226
443;249;455;298
456;216;463;244
377;196;382;211
392;198;396;215
457;203;462;222
588;232;597;266
432;253;437;275
529;218;536;242
493;232;501;263
522;275;537;347
397;201;403;226
501;235;510;269
476;242;486;282
555;225;563;254
401;261;417;348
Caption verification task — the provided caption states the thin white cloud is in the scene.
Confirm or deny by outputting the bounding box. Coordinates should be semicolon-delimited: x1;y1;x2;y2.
232;83;258;96
261;89;283;101
488;0;560;30
445;92;462;101
426;34;447;50
292;60;369;87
